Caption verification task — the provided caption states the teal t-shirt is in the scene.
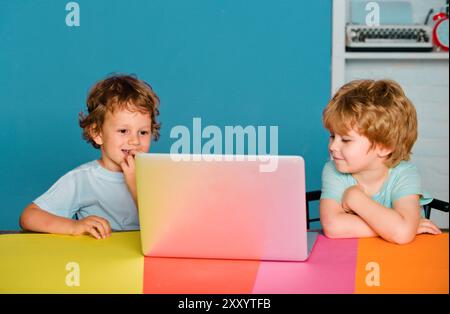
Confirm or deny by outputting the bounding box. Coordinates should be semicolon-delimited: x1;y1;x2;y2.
320;160;432;208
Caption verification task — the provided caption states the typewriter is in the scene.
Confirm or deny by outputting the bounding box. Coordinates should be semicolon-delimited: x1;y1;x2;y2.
346;24;433;52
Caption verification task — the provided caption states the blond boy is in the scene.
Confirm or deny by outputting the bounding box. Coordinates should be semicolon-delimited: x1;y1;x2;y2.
320;79;441;244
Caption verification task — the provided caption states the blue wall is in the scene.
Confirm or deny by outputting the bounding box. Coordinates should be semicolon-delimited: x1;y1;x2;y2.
0;0;331;230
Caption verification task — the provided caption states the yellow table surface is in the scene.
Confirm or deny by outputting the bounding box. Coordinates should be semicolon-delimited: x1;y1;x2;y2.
0;231;143;293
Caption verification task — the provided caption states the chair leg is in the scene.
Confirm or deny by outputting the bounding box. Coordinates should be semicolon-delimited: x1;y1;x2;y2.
423;205;431;219
306;203;310;230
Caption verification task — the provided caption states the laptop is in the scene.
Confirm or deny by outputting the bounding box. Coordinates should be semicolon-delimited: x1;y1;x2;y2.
135;153;318;261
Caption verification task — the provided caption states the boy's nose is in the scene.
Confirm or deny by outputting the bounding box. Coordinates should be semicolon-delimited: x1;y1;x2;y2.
329;140;338;153
128;134;140;145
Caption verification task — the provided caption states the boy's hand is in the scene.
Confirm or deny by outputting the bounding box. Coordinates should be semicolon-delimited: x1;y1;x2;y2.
120;154;137;204
71;216;112;239
342;185;366;215
417;217;442;235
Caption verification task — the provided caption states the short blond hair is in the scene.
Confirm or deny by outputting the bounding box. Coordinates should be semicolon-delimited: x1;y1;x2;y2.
323;79;417;168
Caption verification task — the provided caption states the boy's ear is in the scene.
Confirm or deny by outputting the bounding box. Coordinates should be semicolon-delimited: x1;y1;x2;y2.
90;124;103;146
377;145;393;158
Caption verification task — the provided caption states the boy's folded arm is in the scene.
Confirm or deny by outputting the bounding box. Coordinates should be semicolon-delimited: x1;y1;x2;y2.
319;198;378;239
345;191;421;244
20;203;76;235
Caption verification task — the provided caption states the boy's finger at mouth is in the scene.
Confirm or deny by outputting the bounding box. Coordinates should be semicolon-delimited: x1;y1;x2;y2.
120;159;129;168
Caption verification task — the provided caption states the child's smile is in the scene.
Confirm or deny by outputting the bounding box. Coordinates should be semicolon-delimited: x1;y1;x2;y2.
121;149;137;157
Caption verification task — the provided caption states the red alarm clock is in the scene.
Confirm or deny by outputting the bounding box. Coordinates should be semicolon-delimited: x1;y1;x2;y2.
432;12;449;51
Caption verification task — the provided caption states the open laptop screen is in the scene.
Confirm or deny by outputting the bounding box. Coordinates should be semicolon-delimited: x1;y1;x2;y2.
136;153;310;261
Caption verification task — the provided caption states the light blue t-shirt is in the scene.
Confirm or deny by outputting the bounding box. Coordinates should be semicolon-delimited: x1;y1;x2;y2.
33;160;139;231
320;160;433;208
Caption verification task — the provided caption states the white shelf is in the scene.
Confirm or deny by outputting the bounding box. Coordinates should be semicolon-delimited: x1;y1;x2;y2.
345;52;449;60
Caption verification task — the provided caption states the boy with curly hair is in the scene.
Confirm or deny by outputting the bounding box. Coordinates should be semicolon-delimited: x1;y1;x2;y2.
20;74;160;239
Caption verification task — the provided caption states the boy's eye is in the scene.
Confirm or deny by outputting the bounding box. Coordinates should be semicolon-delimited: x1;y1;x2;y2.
329;134;335;139
139;130;150;136
342;138;351;143
118;129;128;134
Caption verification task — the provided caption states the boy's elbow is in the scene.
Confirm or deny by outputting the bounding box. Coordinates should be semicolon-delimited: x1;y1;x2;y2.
321;219;343;239
19;209;29;230
391;228;416;245
19;204;35;230
323;227;339;239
